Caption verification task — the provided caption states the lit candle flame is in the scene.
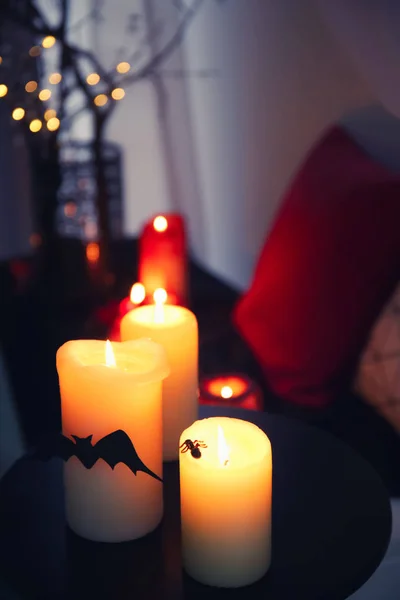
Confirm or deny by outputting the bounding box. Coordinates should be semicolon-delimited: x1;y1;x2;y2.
221;385;233;399
130;282;145;305
153;215;168;232
153;288;167;323
217;425;230;467
105;339;116;367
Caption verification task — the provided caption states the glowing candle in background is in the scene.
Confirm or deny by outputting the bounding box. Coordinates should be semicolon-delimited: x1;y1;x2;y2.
199;374;263;411
118;282;146;319
179;417;272;588
121;288;198;461
86;242;100;267
57;338;169;542
138;213;188;306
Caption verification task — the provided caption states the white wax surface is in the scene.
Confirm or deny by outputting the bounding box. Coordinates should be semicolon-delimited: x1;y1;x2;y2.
179;417;272;587
121;305;198;461
57;338;169;542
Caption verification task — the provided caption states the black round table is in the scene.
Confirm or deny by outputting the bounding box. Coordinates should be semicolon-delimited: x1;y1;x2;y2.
0;406;392;600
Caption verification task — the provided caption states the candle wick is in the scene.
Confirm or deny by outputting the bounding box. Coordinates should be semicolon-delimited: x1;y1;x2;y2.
224;459;229;467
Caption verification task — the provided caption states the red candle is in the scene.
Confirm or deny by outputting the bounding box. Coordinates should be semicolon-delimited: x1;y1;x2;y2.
199;374;263;411
138;214;188;306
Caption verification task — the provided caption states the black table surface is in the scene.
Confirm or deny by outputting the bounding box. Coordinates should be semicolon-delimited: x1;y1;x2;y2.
0;406;392;600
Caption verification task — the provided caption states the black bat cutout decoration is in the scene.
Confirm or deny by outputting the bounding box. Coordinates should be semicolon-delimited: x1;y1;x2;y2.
30;429;163;483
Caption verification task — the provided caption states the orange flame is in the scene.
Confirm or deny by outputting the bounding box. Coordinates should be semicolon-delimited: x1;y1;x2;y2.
153;288;167;324
217;425;230;467
221;386;233;399
105;340;116;367
153;215;168;232
130;282;145;305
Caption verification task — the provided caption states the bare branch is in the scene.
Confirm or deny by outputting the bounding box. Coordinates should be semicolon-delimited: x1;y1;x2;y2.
68;5;104;34
68;44;115;89
121;0;205;87
62;100;89;127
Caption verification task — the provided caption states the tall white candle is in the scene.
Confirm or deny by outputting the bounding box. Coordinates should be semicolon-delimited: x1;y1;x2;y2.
120;291;198;461
179;417;272;588
57;338;169;542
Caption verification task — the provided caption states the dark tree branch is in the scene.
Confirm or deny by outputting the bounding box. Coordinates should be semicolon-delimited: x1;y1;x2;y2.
122;0;205;86
68;44;115;89
68;3;104;33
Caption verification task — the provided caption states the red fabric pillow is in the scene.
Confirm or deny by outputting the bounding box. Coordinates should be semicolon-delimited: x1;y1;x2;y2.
234;126;400;407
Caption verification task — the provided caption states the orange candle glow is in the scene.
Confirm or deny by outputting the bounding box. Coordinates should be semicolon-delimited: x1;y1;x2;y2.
121;288;198;461
86;242;100;266
179;417;272;587
200;374;263;411
118;283;146;320
138;213;188;306
57;338;169;542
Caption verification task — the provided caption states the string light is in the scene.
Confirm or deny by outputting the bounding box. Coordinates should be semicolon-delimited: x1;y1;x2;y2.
12;108;25;120
38;89;51;101
29;46;41;57
86;73;100;85
44;108;56;121
0;57;2;65
47;117;60;131
25;80;37;92
116;61;130;74
0;84;8;97
42;36;56;49
49;72;62;84
111;88;125;100
29;119;42;133
94;94;108;107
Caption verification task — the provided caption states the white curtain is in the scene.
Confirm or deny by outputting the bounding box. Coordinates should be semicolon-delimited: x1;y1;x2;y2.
143;0;373;289
102;0;400;288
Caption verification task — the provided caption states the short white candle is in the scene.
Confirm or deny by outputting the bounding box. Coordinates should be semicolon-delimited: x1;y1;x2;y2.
57;338;169;542
179;417;272;588
121;291;198;461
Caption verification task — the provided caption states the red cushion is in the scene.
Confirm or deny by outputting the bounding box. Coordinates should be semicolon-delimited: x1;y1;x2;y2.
234;126;400;407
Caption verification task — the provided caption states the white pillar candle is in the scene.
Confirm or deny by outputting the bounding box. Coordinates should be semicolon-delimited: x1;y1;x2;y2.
179;417;272;588
56;338;169;542
120;291;198;461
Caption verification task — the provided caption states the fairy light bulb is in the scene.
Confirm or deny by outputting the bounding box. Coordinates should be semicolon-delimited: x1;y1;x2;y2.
111;88;125;100
29;119;42;133
25;81;37;93
12;108;25;121
47;117;60;131
44;109;56;121
29;46;41;57
49;72;62;84
38;89;51;101
87;73;100;85
42;36;56;49
116;62;130;74
94;94;108;107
